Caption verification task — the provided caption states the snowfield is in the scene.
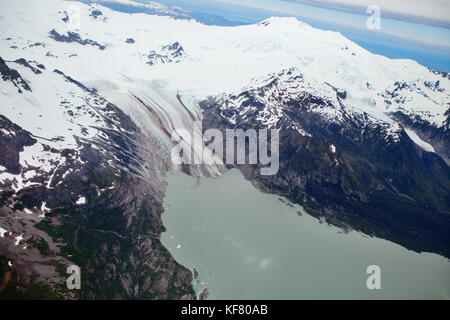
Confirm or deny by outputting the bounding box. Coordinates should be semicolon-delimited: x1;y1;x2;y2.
0;0;449;187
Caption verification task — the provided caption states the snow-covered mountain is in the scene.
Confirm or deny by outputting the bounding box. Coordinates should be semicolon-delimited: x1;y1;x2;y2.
0;0;449;299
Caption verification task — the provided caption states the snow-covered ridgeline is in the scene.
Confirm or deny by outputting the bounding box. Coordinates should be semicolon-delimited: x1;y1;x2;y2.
0;0;448;182
405;128;436;152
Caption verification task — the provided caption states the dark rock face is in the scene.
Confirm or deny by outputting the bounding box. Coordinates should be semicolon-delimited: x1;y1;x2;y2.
389;113;450;167
200;69;450;258
125;38;135;44
48;29;106;50
0;68;196;299
0;115;36;174
0;56;31;93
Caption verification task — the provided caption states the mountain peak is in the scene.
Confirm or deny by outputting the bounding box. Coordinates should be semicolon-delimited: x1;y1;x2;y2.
258;16;309;28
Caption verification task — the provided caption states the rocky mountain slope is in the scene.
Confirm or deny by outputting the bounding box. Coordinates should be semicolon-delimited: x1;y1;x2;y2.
200;67;450;257
0;55;194;299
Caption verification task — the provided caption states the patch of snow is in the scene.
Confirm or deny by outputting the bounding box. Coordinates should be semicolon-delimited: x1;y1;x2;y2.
385;122;402;143
76;196;86;205
61;168;73;180
0;171;40;192
14;234;24;246
405;129;435;153
0;227;7;237
20;143;65;173
1;128;15;136
40;202;51;217
330;144;336;153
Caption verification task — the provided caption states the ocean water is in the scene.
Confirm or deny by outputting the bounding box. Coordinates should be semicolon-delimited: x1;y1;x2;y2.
161;169;450;299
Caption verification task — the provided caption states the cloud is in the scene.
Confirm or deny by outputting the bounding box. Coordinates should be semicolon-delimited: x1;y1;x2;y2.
286;0;450;24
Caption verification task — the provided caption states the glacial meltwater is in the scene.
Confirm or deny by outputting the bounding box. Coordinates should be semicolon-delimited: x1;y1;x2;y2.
161;169;450;299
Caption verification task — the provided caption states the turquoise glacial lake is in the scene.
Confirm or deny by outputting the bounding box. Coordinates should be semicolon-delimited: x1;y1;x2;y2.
161;169;450;299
